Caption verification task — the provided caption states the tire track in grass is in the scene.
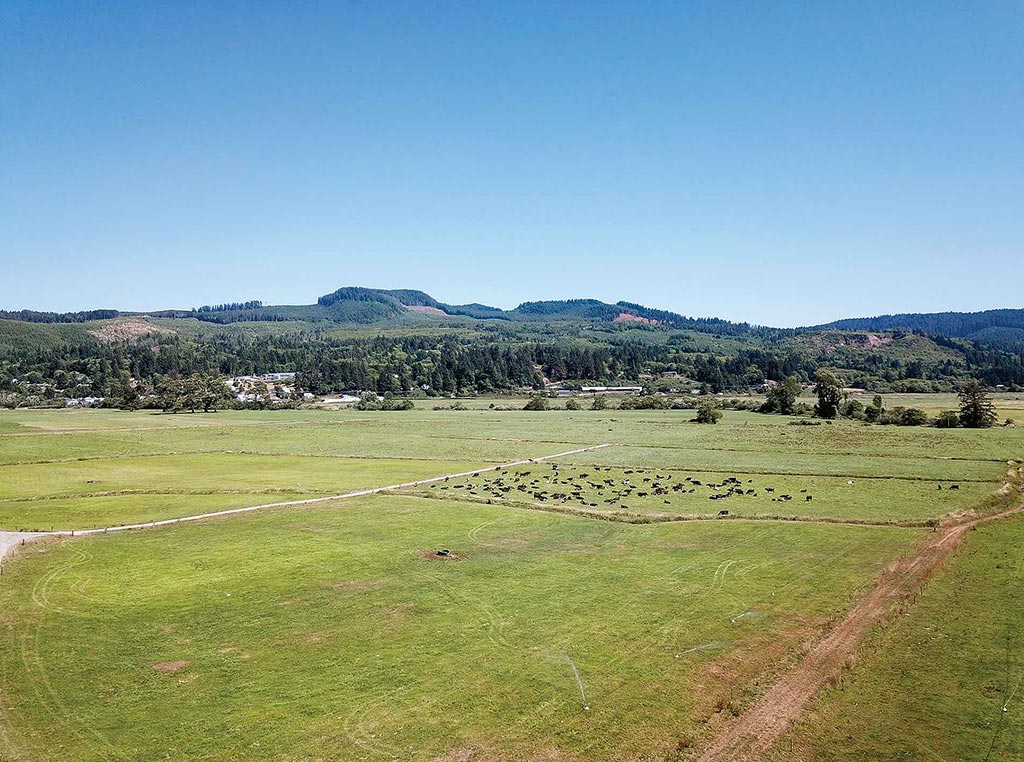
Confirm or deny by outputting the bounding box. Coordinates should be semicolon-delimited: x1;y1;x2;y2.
341;685;416;759
499;523;781;740
697;503;1024;762
1;446;615;759
502;526;877;748
21;542;122;759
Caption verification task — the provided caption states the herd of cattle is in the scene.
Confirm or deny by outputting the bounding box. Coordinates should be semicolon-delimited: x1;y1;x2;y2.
428;463;819;514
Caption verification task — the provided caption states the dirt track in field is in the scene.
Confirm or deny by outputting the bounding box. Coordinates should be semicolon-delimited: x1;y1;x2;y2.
0;444;614;561
696;501;1024;762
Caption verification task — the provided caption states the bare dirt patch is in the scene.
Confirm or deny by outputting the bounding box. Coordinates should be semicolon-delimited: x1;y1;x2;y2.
153;660;189;673
814;332;894;353
297;632;331;645
407;305;448;316
421;549;466;561
612;312;657;324
88;319;175;342
696;504;1024;761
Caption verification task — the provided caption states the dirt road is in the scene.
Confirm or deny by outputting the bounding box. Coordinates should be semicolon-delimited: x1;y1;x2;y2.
696;502;1024;761
0;444;614;562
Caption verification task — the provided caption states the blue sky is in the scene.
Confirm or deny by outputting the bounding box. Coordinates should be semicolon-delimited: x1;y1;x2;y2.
2;2;1021;326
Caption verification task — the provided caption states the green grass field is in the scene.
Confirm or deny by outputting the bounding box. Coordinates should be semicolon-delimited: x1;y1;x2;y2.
0;405;1019;760
411;465;991;525
768;514;1024;761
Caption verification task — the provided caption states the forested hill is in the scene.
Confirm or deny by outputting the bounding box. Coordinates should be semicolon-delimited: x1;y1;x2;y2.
3;289;1021;349
3;285;1024;404
812;309;1024;351
0;287;759;334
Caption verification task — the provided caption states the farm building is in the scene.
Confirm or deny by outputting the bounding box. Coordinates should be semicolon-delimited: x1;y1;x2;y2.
580;386;643;395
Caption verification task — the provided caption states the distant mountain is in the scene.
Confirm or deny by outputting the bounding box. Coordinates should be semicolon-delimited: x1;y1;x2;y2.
811;309;1024;352
3;287;1024;398
2;288;1022;350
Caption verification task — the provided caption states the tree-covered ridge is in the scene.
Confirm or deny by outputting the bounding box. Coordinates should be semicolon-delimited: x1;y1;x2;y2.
2;289;1024;407
2;315;1023;408
195;300;264;312
0;309;121;324
813;308;1024;350
4;288;1019;352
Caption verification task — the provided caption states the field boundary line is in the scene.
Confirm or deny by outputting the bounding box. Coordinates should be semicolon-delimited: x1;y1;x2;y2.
0;449;577;468
0;444;615;560
398;491;941;529
695;499;1024;762
565;461;996;483
429;435;1010;464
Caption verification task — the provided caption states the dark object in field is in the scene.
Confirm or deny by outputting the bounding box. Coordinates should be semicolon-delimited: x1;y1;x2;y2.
936;485;943;490
436;549;451;557
765;487;774;493
718;510;729;516
950;484;960;490
806;495;813;501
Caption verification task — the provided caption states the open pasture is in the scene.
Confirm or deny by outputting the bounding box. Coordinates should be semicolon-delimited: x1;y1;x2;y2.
768;514;1024;761
0;493;919;761
0;408;1013;532
0;405;1018;760
0;454;487;531
412;464;991;525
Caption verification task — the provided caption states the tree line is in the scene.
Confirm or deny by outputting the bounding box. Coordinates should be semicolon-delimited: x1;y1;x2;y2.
2;327;1023;408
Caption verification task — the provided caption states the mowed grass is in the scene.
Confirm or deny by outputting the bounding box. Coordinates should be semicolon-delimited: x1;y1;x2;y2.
415;465;993;524
0;455;487;530
0;410;1013;534
0;494;921;761
2;408;1022;465
768;514;1024;762
567;444;1005;482
0;405;1019;760
0;493;314;533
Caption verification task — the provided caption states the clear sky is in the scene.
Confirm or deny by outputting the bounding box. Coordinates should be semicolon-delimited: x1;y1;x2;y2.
2;2;1021;326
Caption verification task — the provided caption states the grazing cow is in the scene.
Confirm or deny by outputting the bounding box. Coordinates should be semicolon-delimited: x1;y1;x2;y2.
950;484;960;490
718;510;729;516
806;495;813;501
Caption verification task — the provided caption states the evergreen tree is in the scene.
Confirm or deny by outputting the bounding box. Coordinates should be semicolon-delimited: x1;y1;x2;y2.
958;380;997;428
864;394;885;422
